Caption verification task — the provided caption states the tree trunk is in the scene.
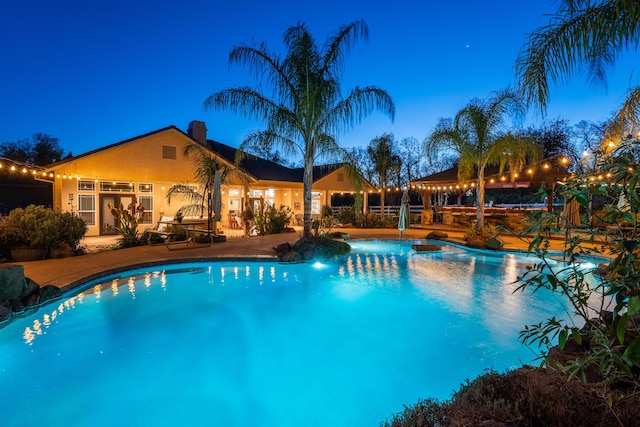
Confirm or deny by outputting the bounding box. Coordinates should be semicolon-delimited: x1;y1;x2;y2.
303;156;314;238
476;168;485;230
380;179;386;219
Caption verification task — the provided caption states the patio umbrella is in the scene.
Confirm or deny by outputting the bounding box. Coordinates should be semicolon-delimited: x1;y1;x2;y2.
398;188;410;239
212;169;222;232
561;198;581;229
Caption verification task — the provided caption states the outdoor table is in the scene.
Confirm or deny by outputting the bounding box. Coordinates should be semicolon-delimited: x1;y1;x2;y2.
157;219;210;250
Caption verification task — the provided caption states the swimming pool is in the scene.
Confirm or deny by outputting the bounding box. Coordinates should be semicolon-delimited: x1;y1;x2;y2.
0;240;568;426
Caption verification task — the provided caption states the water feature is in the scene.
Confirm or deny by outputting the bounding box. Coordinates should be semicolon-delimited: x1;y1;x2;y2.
0;240;570;426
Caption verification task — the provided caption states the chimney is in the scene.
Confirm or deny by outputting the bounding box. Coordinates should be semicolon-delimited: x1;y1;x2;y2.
187;120;207;145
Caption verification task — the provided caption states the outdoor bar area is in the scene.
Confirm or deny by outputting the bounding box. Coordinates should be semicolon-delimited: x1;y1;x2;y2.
440;205;543;230
412;161;571;231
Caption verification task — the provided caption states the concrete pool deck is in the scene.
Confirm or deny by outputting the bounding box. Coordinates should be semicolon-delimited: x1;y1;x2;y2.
11;226;595;293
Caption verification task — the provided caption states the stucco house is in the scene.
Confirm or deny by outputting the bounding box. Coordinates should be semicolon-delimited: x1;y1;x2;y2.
44;121;373;236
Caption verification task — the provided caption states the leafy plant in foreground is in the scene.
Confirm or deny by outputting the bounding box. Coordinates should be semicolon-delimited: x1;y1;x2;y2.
516;138;640;387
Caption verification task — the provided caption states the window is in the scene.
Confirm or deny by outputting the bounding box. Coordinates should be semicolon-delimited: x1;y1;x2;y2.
162;145;177;159
138;195;153;224
78;195;96;226
100;181;135;192
311;199;320;214
337;173;344;182
138;183;153;193
78;180;95;191
228;197;241;213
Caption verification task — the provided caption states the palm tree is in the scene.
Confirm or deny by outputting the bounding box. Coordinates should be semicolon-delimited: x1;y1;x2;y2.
205;20;395;237
166;141;249;233
426;89;541;229
516;0;640;129
367;133;401;218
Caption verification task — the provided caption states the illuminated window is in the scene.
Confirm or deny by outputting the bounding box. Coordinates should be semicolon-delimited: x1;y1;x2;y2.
78;180;95;191
138;195;154;224
100;181;134;192
138;183;154;193
78;195;96;226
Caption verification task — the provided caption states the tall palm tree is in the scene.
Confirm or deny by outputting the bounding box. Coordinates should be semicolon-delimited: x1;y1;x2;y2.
426;89;541;229
516;0;640;129
367;133;401;218
205;20;395;237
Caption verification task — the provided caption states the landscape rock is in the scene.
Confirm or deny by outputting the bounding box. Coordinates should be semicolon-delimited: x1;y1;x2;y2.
10;298;24;312
0;302;11;323
280;251;302;263
20;277;40;299
39;285;62;303
23;293;41;307
277;236;351;262
0;265;26;300
50;242;75;259
485;236;505;250
426;231;448;239
467;237;487;249
273;243;292;257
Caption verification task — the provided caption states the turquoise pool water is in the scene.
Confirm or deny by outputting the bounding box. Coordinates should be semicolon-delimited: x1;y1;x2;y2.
0;240;568;426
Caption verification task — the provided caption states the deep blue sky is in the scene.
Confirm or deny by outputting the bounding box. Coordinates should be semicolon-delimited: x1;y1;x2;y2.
1;0;637;158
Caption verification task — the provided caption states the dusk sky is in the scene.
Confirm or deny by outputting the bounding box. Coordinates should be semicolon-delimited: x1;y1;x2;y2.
1;0;637;160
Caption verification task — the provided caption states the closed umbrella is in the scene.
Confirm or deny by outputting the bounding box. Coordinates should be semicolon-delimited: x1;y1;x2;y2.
398;188;410;239
561;198;581;229
212;170;222;233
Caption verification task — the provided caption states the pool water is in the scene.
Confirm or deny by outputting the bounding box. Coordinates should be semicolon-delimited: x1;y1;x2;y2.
0;240;567;426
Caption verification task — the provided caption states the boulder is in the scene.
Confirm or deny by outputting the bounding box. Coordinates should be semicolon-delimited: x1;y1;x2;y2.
23;293;41;307
10;298;24;313
0;302;11;323
273;243;292;257
0;265;26;300
280;251;302;263
426;231;448;239
20;277;40;299
466;237;487;249
291;237;351;261
49;242;75;259
39;285;62;303
485;236;505;250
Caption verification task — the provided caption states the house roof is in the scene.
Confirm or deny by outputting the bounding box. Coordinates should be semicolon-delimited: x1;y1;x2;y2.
44;125;189;169
413;161;570;188
45;124;362;186
207;140;301;182
207;140;359;185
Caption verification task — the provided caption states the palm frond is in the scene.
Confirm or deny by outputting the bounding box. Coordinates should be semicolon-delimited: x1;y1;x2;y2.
516;0;640;110
609;85;640;134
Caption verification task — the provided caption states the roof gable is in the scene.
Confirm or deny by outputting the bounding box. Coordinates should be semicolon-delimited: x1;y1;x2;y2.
45;126;194;169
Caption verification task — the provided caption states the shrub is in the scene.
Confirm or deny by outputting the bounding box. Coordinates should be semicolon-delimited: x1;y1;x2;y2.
463;224;500;241
356;212;382;228
1;205;87;256
381;368;640;426
335;205;356;225
254;204;293;235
